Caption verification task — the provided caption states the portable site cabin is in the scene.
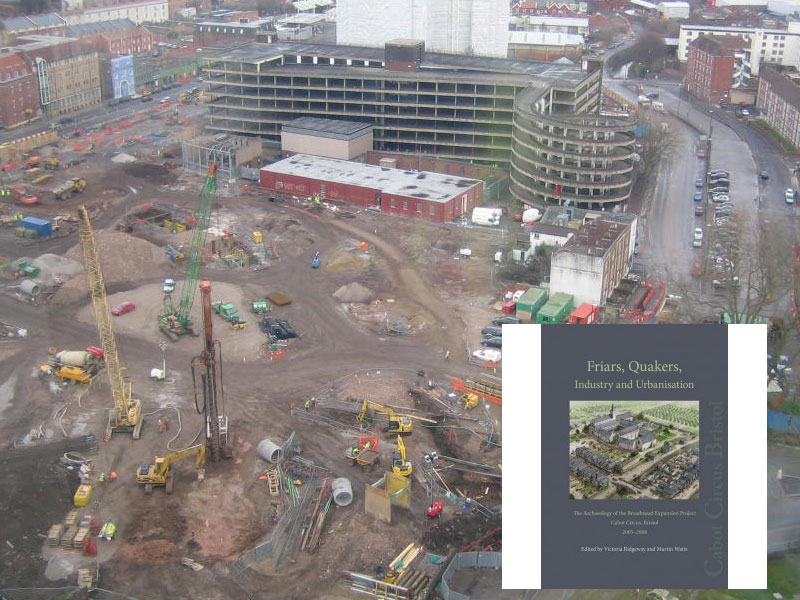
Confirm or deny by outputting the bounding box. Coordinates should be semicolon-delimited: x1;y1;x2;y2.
536;292;575;324
516;287;548;322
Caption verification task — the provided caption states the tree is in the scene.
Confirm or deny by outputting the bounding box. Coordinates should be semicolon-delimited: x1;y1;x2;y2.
606;33;668;76
497;243;554;286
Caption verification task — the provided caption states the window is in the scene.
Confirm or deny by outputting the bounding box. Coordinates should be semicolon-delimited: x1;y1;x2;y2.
402;200;408;210
429;205;435;215
390;198;396;208
416;203;422;213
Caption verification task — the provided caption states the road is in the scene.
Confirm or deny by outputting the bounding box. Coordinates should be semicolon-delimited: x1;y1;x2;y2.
0;79;204;144
605;76;798;311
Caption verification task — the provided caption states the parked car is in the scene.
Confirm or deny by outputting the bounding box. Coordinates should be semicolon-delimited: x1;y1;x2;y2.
492;316;521;325
693;227;704;248
786;188;795;204
696;149;706;159
481;326;503;337
719;101;729;108
760;170;769;180
695;205;705;216
695;179;704;188
163;278;176;293
712;194;730;202
472;348;501;362
112;301;136;316
708;170;729;177
693;192;703;202
481;336;503;349
646;92;659;99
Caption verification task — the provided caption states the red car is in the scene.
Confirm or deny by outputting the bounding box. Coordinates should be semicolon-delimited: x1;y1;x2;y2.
112;301;136;316
696;149;706;158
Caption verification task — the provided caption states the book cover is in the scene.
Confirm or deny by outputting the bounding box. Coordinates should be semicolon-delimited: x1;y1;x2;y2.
503;324;766;590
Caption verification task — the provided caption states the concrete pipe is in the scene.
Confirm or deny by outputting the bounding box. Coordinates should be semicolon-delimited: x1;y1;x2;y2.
256;439;283;464
332;477;353;507
19;279;40;297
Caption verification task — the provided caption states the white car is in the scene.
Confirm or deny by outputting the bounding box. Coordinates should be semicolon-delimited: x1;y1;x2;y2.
472;348;502;363
786;188;795;204
163;278;176;293
693;227;704;247
712;194;729;203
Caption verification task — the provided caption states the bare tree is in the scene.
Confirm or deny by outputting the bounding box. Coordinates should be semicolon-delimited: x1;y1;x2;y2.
676;210;792;336
606;33;668;76
636;112;683;192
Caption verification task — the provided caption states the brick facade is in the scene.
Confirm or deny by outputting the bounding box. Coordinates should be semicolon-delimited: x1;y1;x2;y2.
0;51;38;127
685;35;745;105
757;66;800;150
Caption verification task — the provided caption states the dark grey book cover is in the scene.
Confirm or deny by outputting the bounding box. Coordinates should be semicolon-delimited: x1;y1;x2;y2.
541;325;727;589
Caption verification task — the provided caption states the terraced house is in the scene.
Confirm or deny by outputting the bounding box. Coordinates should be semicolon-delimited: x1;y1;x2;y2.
205;40;636;209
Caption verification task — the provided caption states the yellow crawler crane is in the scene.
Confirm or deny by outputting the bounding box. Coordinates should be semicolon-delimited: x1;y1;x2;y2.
77;206;143;439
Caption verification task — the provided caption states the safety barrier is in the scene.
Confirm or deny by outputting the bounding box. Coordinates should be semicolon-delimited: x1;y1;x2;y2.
439;552;502;600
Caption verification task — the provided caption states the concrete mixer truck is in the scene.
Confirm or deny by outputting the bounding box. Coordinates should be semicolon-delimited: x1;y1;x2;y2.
40;346;105;384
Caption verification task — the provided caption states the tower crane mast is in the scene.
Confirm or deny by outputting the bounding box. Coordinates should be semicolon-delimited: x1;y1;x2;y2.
160;162;218;341
77;206;143;439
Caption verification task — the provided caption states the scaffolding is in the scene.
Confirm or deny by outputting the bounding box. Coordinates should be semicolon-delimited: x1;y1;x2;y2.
181;134;261;181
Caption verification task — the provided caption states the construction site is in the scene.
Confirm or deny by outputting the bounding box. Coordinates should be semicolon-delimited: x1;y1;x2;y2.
0;102;512;599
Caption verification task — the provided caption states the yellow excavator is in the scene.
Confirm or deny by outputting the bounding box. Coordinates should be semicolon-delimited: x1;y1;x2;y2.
357;400;414;435
392;436;412;477
136;444;206;494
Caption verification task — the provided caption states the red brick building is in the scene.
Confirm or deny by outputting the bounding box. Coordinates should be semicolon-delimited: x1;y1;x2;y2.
67;20;153;55
260;154;484;223
685;35;747;105
756;66;800;151
0;50;38;128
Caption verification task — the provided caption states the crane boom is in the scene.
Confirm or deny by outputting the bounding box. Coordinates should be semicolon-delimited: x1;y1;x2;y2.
77;206;142;439
160;162;218;341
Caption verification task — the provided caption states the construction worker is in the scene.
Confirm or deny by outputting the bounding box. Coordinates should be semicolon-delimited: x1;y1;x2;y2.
289;402;296;413
110;471;117;483
304;399;312;411
444;350;451;360
157;419;164;434
98;473;106;486
164;417;171;431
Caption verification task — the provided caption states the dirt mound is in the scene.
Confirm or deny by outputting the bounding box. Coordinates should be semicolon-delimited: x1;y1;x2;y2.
122;163;171;180
51;231;171;303
120;539;180;564
325;252;369;273
333;282;374;303
256;215;315;255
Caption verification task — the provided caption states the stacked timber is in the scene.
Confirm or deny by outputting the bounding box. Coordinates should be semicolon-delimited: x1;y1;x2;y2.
64;509;79;527
71;527;90;549
47;524;64;547
62;526;79;548
395;568;430;598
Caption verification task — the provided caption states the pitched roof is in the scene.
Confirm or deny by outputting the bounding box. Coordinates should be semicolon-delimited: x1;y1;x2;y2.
689;34;747;55
67;19;137;37
3;13;66;32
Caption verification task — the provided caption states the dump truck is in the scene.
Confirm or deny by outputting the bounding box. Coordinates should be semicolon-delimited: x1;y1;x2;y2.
44;157;60;170
52;178;87;200
211;301;247;328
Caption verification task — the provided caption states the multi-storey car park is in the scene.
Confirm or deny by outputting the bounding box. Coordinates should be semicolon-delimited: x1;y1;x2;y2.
205;40;636;209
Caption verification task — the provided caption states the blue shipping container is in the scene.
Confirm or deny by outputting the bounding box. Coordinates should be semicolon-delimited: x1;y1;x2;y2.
20;217;52;238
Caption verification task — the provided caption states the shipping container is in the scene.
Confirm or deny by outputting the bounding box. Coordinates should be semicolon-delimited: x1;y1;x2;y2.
20;216;52;237
515;287;548;321
537;292;574;324
569;303;598;324
501;300;517;314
